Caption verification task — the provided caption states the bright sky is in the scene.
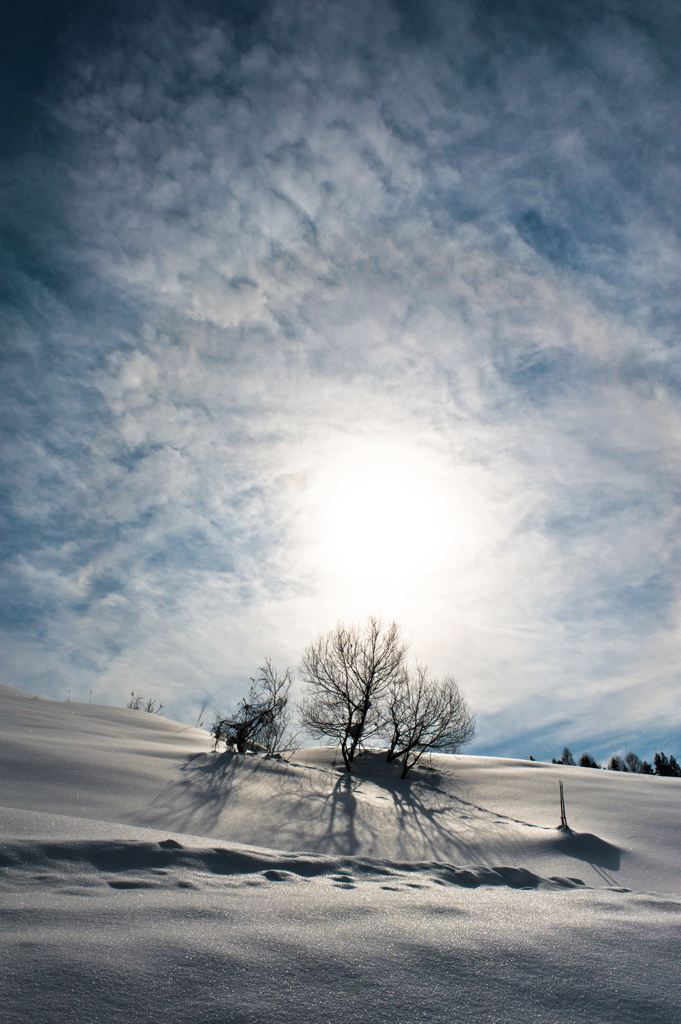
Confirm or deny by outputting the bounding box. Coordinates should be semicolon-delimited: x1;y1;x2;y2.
0;0;679;761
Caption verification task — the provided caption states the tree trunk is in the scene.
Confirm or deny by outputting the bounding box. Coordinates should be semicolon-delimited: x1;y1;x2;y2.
348;694;375;761
340;730;353;771
400;746;420;778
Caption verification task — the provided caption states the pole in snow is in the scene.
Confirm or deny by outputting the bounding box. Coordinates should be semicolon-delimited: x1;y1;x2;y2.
558;779;570;831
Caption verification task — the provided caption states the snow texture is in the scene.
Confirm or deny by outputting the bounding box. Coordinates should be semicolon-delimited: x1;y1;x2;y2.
1;684;679;1022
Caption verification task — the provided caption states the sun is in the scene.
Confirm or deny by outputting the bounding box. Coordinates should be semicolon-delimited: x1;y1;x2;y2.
320;462;446;585
298;438;469;599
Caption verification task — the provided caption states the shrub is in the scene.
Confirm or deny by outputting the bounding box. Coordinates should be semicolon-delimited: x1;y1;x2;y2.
127;692;164;715
579;753;600;768
212;660;294;755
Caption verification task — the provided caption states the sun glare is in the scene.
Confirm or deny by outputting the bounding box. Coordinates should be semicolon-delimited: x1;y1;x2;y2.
321;464;445;584
298;439;478;604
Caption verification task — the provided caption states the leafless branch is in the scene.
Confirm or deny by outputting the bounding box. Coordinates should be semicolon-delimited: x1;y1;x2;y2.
298;617;409;771
212;659;294;755
379;666;475;778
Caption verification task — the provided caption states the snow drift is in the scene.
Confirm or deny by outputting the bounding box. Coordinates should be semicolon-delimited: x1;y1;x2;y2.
1;684;679;1023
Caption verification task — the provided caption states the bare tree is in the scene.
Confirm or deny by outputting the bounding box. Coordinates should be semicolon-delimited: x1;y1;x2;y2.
298;617;409;771
255;660;298;754
379;666;475;778
212;660;294;755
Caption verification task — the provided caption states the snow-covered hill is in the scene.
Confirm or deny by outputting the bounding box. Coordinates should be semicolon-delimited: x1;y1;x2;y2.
1;684;679;1023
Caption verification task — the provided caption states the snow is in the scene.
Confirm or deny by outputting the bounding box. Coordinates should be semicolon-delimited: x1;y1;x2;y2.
1;683;679;1022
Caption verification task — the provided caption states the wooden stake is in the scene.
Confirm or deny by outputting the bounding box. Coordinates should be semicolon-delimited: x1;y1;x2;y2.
559;779;569;830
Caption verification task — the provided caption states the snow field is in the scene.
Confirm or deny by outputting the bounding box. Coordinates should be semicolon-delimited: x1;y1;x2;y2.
0;684;679;1022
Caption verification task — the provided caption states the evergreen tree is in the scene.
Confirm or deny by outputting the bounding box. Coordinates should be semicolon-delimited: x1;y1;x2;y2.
653;752;681;777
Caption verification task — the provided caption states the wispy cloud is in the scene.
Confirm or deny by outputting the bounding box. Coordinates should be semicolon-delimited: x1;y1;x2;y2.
0;0;679;760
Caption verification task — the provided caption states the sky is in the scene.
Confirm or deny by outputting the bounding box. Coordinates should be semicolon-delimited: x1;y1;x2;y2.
0;0;679;763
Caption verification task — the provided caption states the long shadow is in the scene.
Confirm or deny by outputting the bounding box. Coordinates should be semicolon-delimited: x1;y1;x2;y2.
158;752;472;857
386;783;495;864
546;830;621;871
143;750;288;837
140;749;376;854
245;758;526;863
144;750;623;881
314;773;361;855
284;762;625;878
393;762;625;876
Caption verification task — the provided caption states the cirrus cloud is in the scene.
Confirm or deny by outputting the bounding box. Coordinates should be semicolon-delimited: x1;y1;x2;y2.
0;0;679;762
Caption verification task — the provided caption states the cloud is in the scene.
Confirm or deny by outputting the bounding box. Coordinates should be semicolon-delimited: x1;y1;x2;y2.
0;0;679;759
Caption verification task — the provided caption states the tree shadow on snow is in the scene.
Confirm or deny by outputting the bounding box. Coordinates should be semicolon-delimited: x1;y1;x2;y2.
142;750;270;836
313;772;361;855
146;749;623;881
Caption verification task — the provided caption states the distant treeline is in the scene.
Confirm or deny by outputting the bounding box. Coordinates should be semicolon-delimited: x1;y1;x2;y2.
528;747;681;776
